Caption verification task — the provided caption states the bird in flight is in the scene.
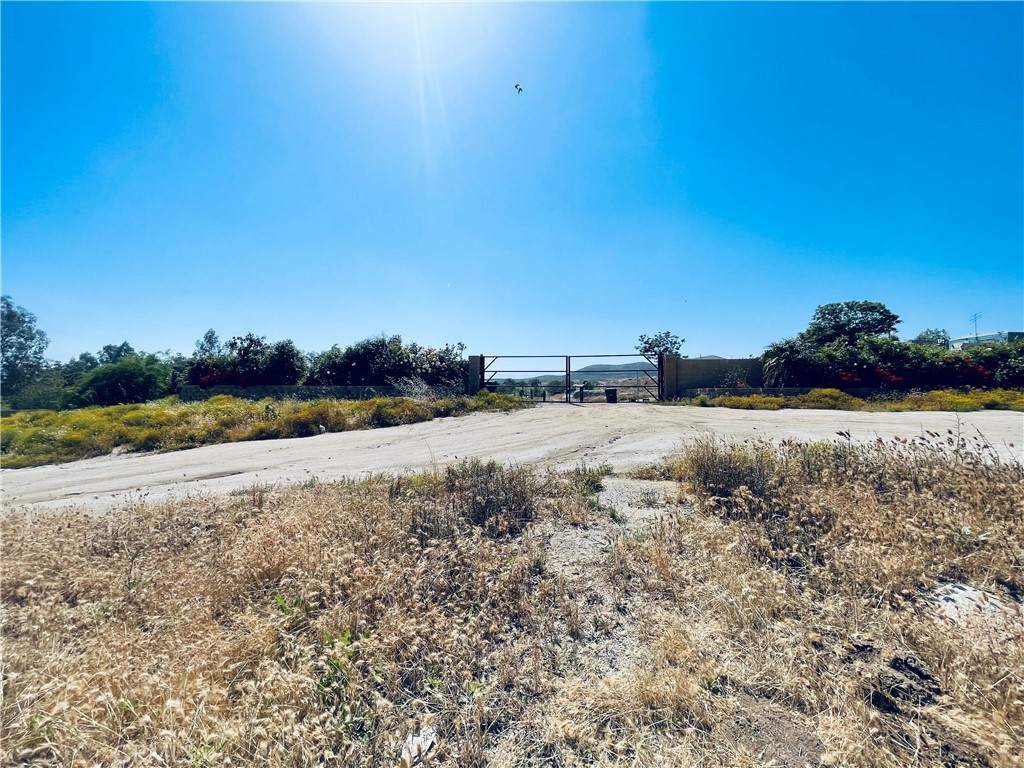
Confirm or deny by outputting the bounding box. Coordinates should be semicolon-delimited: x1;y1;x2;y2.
515;84;523;94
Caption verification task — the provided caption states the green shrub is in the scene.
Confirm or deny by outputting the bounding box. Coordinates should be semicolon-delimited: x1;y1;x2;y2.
244;421;288;441
432;397;466;417
120;406;178;429
469;391;526;411
131;429;165;452
675;437;780;512
294;401;349;432
307;336;466;388
789;388;864;410
66;355;172;407
59;428;111;458
567;462;612;496
892;390;981;412
263;340;308;385
708;394;785;410
277;408;331;437
966;388;1024;410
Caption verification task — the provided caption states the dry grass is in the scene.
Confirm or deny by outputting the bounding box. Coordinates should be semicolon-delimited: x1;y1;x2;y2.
670;387;1024;412
614;434;1023;766
1;461;563;766
0;391;528;469
3;436;1022;767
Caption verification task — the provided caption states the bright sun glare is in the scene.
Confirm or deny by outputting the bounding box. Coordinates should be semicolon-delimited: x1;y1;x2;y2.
305;3;514;164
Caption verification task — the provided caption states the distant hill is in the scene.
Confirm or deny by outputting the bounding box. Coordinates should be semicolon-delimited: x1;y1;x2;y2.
574;361;656;373
569;361;657;384
497;357;725;385
498;361;656;385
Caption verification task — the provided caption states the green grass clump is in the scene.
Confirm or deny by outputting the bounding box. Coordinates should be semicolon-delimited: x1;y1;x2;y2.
789;388;865;410
879;388;1024;412
887;390;983;412
468;390;527;411
566;462;613;496
667;387;1023;413
708;394;785;410
667;436;780;504
1;393;530;468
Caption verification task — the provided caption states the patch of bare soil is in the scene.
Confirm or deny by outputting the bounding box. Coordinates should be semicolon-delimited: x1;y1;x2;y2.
536;475;827;766
718;692;823;767
538;477;677;679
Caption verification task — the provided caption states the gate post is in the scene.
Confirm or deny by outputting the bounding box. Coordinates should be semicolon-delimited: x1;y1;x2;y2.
565;356;571;403
466;356;484;396
658;352;664;401
662;353;680;400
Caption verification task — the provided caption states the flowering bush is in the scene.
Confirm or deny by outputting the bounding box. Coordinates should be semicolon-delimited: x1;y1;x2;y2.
763;336;1023;391
187;336;308;387
306;336;466;387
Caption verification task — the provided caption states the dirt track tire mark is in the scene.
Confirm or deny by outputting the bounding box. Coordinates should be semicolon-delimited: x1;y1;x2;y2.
3;405;1020;514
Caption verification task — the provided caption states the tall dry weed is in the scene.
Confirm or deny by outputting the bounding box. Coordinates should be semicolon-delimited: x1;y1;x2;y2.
1;463;556;766
609;433;1023;767
4;436;1021;767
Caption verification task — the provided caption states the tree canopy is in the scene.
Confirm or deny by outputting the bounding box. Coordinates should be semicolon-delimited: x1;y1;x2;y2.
909;328;950;347
97;342;135;365
636;331;685;358
66;354;172;407
762;301;1023;389
1;295;50;398
800;301;901;347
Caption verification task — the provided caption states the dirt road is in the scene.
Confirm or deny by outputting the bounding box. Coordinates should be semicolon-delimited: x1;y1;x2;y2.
3;404;1021;513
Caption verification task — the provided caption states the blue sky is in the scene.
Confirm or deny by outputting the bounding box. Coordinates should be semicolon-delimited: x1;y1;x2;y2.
3;1;1022;362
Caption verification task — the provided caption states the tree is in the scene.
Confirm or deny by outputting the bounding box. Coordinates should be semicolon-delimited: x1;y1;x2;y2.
1;295;50;400
339;335;414;386
97;342;135;365
636;331;685;358
67;354;172;407
194;329;224;357
226;333;271;385
61;352;100;385
762;338;809;387
262;340;308;385
156;351;190;394
800;301;900;347
909;328;950;347
9;364;64;410
307;346;348;386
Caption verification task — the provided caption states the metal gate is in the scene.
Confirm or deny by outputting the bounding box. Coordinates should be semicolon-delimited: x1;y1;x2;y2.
476;353;662;402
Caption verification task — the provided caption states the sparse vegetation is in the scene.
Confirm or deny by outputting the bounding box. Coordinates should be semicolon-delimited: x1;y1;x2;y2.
3;435;1020;766
611;434;1023;766
668;387;1024;412
1;462;555;766
701;394;786;410
0;392;528;469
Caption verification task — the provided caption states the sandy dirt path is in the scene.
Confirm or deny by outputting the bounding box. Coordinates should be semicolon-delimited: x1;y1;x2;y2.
3;404;1021;513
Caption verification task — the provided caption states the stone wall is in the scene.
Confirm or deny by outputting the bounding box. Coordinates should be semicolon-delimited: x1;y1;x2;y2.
674;386;881;399
662;356;765;397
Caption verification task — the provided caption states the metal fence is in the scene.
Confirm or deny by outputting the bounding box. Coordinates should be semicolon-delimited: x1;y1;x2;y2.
480;354;662;402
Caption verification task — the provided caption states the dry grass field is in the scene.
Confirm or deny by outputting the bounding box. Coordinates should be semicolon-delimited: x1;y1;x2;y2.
2;431;1022;766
